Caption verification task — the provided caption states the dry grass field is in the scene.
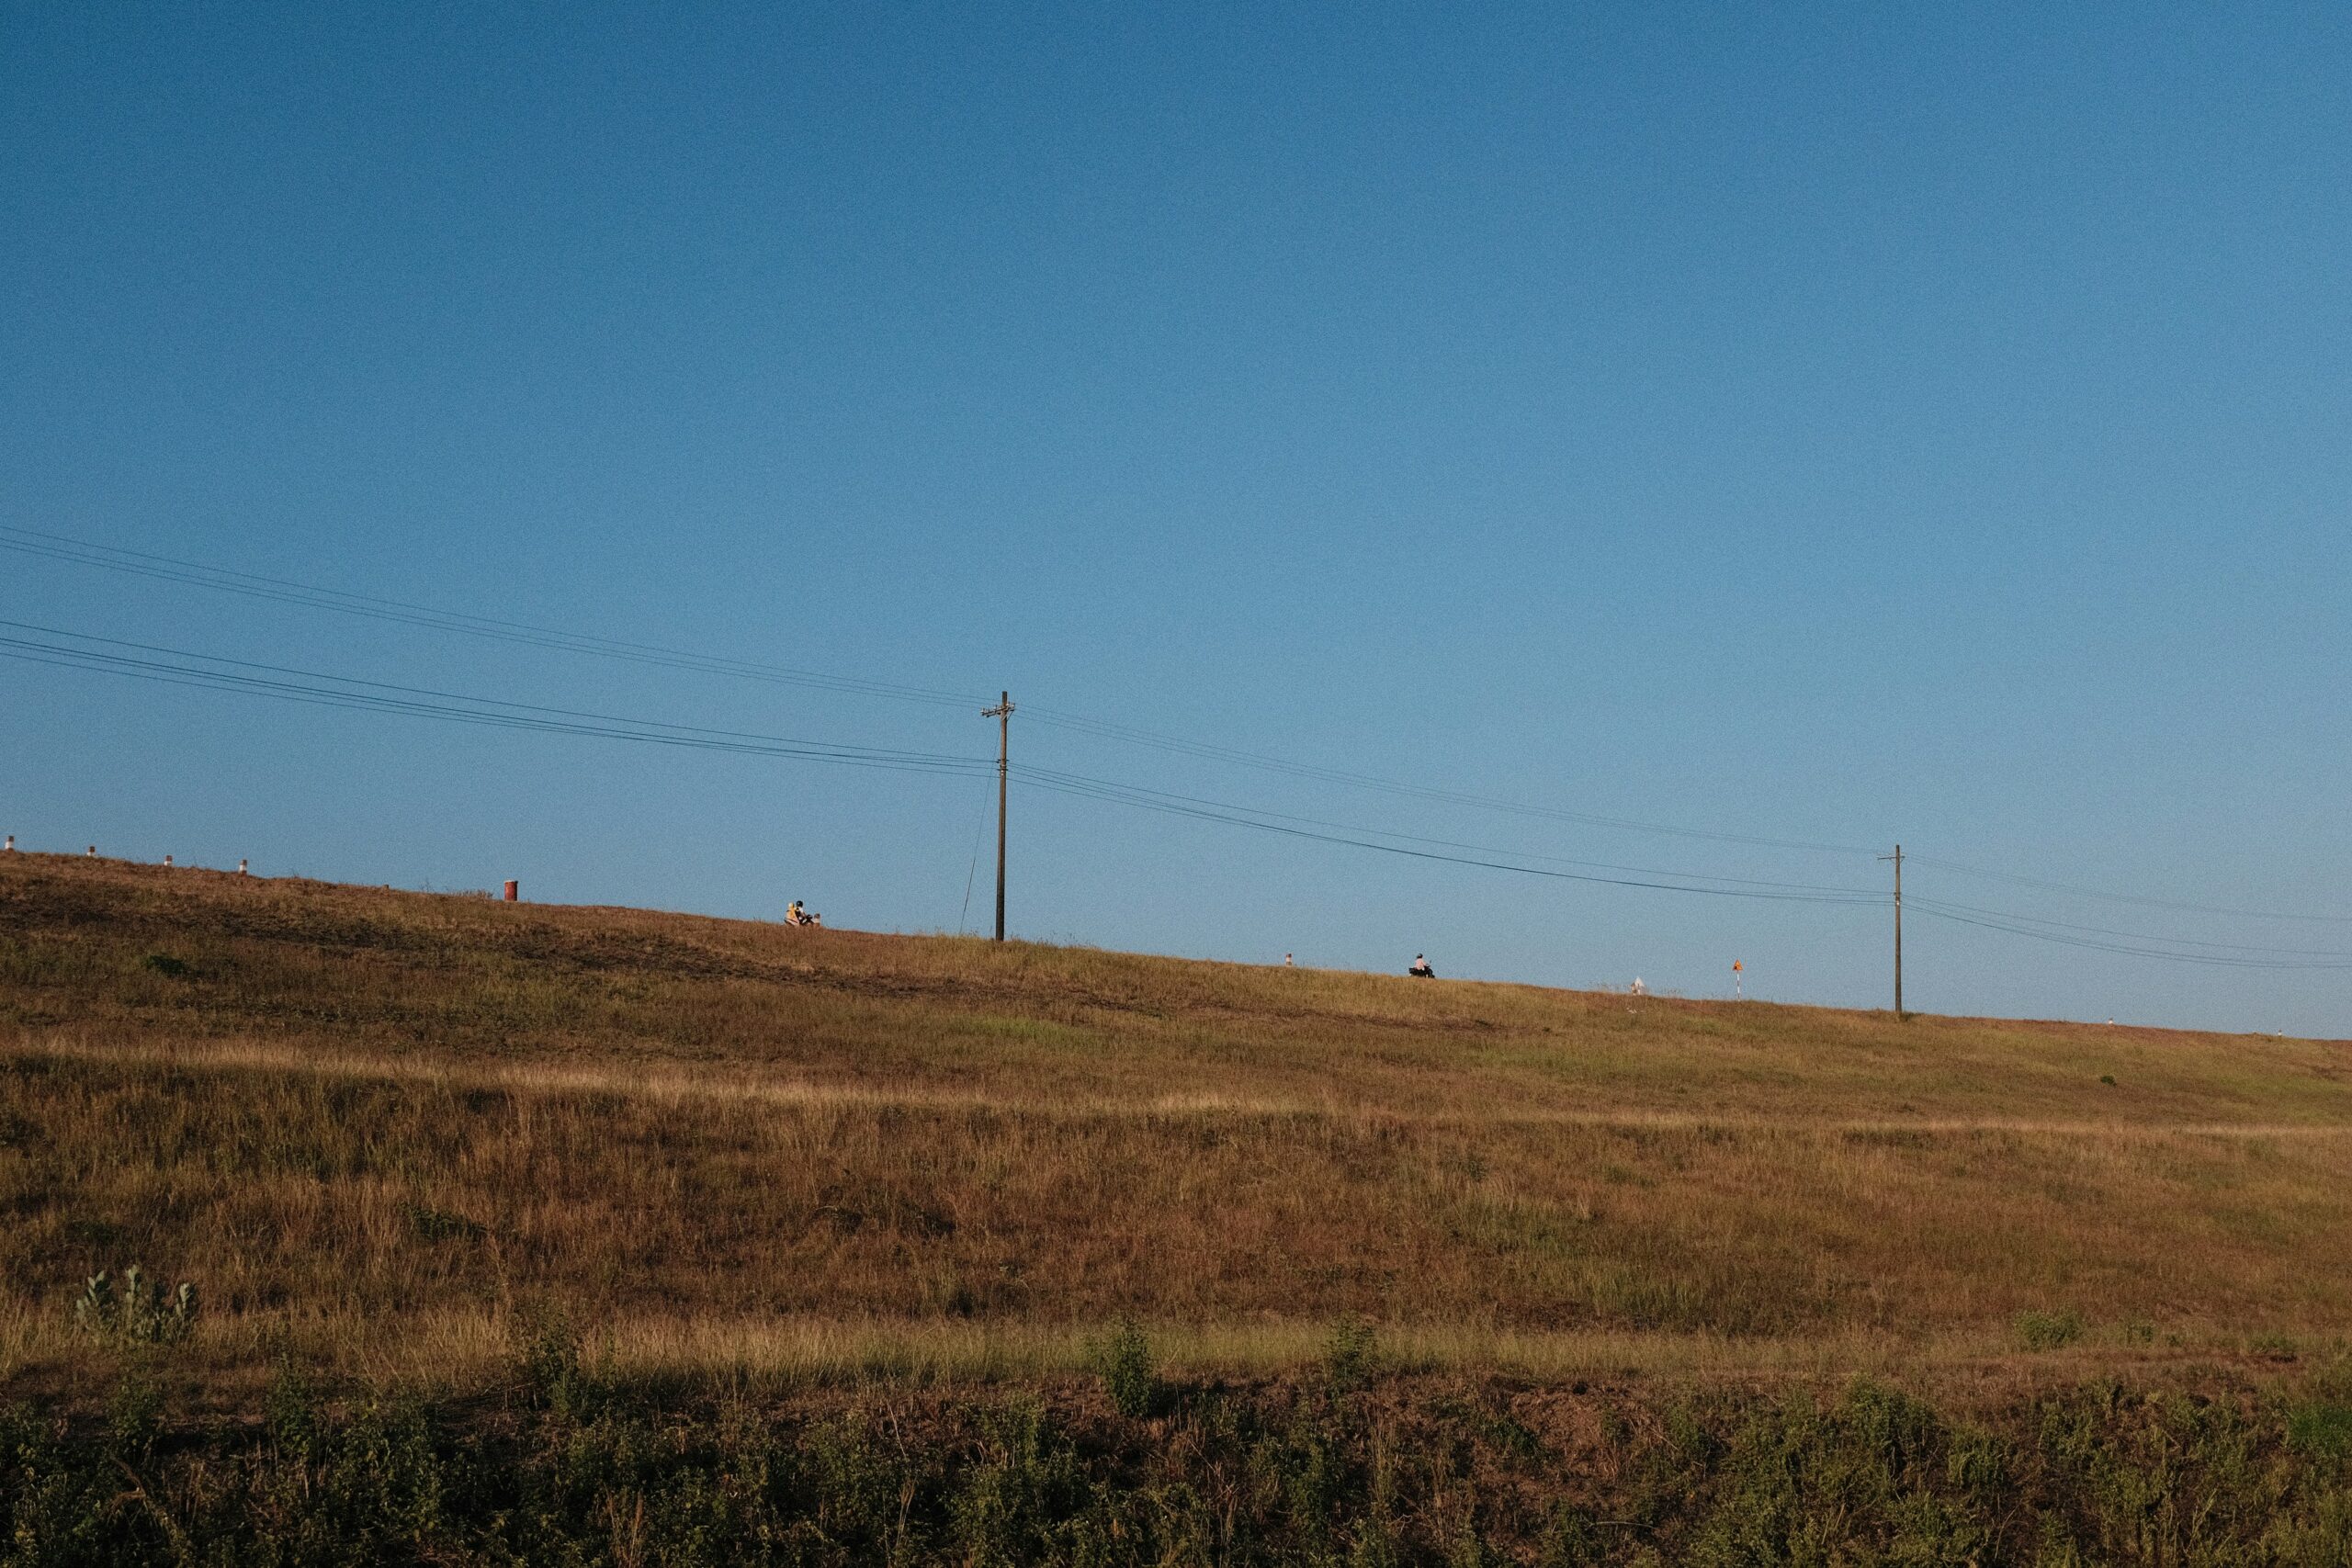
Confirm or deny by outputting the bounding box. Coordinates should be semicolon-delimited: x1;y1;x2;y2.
3;850;2348;1400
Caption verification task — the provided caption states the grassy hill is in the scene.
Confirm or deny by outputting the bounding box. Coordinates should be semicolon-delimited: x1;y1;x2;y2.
4;850;2347;1398
8;852;2352;1562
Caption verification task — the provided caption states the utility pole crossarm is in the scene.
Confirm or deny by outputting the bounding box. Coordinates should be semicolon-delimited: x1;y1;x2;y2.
983;692;1013;942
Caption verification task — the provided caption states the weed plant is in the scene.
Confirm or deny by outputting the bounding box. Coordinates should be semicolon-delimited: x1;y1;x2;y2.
1088;1318;1160;1418
1324;1316;1379;1394
69;1267;197;1348
2017;1309;2088;1353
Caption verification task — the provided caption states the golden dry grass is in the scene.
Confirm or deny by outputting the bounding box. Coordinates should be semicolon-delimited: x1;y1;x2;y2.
2;851;2348;1393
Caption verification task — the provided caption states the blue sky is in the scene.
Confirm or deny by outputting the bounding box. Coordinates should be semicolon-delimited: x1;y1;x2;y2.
4;4;2346;1034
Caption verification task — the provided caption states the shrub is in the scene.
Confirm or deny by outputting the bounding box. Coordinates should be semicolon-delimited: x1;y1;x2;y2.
1325;1316;1379;1394
2018;1309;2086;1351
1539;1504;1605;1566
1088;1318;1160;1418
72;1266;198;1346
2286;1402;2352;1464
513;1308;601;1420
105;1369;164;1457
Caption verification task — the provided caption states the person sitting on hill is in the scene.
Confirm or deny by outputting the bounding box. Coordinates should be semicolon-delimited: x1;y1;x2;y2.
1408;953;1435;978
786;900;819;928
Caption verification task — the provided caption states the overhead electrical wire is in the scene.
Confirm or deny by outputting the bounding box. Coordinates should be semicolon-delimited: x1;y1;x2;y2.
0;522;1871;857
1020;705;1877;856
1906;900;2352;972
8;524;2349;945
1;616;1881;909
1015;765;1885;905
1905;853;2352;926
1016;762;1886;902
0;523;985;711
1021;766;2352;954
0;623;990;777
14;612;2352;969
1903;895;2352;960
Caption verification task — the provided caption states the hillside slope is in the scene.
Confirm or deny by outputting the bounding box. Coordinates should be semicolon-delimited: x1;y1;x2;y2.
3;852;2348;1389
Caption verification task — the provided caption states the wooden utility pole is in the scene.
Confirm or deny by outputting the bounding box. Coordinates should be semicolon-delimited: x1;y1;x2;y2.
984;691;1013;941
1879;843;1904;1018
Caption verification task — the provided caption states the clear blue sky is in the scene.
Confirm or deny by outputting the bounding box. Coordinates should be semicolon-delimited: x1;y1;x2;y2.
4;4;2346;1034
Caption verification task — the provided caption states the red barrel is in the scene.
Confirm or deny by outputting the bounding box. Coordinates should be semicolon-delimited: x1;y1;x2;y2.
503;880;519;902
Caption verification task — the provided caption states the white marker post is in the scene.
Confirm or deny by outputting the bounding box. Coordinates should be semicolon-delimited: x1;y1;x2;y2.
1733;959;1744;1000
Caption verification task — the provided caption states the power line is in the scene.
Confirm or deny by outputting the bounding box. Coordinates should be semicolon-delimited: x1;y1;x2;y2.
1906;900;2352;972
13;609;2351;974
1905;853;2352;926
1;616;1883;911
1018;763;1884;899
10;524;2349;941
3;522;1875;857
1905;895;2352;960
1012;762;2352;964
1014;758;2352;963
0;624;990;777
1023;706;1878;856
1015;765;1885;905
0;524;985;710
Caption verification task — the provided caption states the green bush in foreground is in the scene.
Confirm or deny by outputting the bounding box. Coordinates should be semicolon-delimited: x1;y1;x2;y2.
69;1267;198;1348
1087;1317;1161;1418
3;1364;2352;1564
1323;1314;1379;1394
2017;1308;2086;1352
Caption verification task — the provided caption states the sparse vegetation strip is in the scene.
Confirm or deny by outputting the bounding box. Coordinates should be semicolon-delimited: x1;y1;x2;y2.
6;1337;2352;1565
